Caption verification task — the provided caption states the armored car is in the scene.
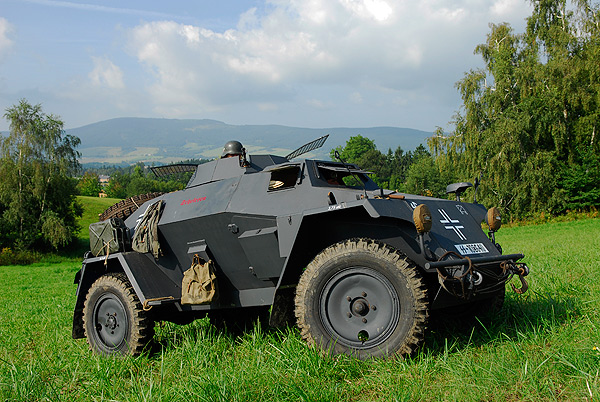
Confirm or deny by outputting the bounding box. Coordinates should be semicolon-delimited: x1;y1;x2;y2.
72;136;529;359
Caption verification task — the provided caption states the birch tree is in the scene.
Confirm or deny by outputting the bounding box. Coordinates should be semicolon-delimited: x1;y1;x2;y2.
0;99;82;249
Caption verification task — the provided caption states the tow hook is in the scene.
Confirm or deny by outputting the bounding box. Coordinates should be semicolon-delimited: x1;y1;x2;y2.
511;274;529;294
509;262;529;294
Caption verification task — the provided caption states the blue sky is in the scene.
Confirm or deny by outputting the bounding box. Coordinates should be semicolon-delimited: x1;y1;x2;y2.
0;0;532;132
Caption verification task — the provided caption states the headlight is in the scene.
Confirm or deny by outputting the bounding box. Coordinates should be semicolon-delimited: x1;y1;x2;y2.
413;204;432;233
486;207;502;231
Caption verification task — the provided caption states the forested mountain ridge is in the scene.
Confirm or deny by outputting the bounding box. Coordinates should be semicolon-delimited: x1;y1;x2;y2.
67;117;431;164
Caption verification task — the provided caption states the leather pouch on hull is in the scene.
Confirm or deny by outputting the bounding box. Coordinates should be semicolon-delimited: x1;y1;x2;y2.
181;255;219;305
89;218;130;257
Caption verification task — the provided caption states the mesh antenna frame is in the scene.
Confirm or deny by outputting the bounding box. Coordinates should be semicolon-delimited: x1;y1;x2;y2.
285;135;329;160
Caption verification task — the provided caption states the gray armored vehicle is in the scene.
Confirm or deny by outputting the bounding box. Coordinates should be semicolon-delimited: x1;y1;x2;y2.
72;136;529;359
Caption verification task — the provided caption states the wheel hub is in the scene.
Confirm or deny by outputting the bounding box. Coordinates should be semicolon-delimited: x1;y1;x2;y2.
320;267;400;349
93;293;128;349
106;313;118;330
351;298;370;316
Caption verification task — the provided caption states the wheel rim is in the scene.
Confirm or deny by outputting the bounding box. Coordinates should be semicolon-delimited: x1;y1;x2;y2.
92;292;129;350
319;267;400;349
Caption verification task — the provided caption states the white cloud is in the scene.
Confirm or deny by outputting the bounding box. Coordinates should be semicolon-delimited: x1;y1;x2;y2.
0;18;14;62
307;98;333;109
341;0;393;22
237;7;260;30
124;0;532;125
350;92;363;103
89;57;124;89
491;0;531;19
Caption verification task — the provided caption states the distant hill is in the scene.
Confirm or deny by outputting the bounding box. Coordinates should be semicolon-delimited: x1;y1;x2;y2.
66;117;432;164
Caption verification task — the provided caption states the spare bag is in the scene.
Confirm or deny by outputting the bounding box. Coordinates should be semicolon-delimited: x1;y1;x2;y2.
132;199;163;259
89;217;130;257
181;255;219;305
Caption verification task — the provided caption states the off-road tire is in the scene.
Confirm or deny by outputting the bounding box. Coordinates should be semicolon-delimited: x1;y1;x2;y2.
295;238;429;359
83;273;155;356
99;192;163;221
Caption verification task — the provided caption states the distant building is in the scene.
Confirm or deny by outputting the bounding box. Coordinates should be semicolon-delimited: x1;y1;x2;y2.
99;175;110;186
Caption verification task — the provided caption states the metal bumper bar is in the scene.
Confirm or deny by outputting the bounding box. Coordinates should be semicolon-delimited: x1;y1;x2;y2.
424;253;524;270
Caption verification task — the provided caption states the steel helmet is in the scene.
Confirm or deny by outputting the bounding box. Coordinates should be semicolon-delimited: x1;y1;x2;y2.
221;140;244;158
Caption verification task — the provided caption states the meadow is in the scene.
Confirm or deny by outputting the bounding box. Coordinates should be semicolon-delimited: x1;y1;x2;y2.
0;197;598;401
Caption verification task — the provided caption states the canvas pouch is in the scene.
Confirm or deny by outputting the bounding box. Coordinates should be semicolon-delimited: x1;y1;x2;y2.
181;255;219;305
132;200;163;259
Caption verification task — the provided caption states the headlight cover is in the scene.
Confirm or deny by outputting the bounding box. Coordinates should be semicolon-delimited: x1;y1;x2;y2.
413;204;433;233
486;207;502;231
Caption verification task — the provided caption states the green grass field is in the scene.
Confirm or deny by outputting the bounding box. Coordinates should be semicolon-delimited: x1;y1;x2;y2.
0;197;598;401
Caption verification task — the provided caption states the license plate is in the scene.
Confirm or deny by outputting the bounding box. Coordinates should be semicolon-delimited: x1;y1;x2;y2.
455;243;489;255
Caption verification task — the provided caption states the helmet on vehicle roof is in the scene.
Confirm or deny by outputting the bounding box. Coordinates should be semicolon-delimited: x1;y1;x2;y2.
221;140;244;158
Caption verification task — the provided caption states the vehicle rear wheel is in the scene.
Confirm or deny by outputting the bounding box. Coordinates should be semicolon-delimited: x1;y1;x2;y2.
295;238;429;359
83;273;154;356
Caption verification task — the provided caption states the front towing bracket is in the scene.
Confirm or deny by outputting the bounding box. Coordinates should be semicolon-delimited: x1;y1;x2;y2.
425;253;530;295
424;253;525;270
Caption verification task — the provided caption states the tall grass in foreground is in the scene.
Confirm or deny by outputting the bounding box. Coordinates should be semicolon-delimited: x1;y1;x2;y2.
0;215;598;401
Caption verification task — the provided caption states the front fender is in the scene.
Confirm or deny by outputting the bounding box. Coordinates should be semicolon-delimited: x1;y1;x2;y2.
72;255;116;339
71;253;148;339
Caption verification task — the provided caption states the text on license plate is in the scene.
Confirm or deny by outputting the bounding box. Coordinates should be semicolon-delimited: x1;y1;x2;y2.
455;243;489;255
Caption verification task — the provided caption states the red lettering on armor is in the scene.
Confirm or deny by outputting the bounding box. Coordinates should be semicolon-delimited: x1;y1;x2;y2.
180;196;207;206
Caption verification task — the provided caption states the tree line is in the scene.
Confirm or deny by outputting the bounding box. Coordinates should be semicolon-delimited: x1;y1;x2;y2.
330;135;451;198
77;162;203;199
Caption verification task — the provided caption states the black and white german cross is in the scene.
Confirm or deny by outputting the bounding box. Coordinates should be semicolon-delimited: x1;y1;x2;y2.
438;208;467;240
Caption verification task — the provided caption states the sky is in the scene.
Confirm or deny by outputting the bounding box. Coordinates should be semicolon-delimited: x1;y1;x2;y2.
0;0;533;132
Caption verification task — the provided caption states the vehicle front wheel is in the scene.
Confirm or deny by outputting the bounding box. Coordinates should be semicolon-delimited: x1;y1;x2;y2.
295;239;429;359
83;273;154;356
